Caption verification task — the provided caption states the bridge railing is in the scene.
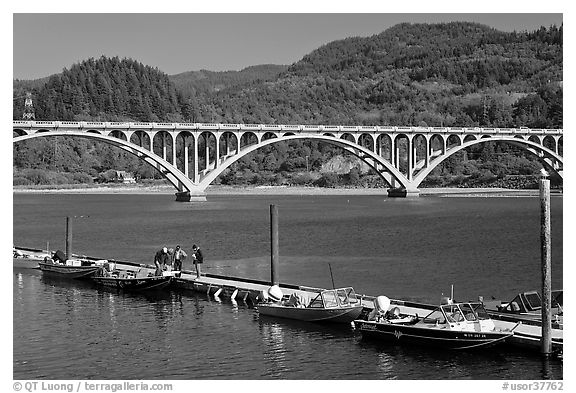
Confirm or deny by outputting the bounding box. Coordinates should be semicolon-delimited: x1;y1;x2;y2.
12;121;563;136
262;124;282;131
220;124;240;130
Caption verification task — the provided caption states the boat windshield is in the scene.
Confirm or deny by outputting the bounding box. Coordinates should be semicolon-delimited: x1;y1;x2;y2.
308;288;358;308
470;303;491;320
321;290;339;308
422;308;447;324
552;290;563;308
459;303;478;321
336;289;350;305
442;304;465;323
523;292;542;311
335;288;358;306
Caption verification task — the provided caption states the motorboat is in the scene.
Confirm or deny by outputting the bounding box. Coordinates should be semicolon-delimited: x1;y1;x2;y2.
483;290;563;328
38;250;102;279
479;291;563;354
257;286;364;323
355;296;513;350
92;265;172;291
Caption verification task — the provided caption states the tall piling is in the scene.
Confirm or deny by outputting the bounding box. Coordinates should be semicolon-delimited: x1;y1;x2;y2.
539;171;552;356
65;216;73;260
270;205;279;286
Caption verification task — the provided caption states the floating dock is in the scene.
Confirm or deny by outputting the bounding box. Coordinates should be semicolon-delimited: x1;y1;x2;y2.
13;245;562;355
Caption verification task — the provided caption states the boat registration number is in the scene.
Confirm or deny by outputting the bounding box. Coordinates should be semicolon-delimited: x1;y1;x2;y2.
463;333;487;338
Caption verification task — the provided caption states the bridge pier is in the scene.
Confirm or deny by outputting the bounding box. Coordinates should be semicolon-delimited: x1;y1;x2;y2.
175;190;207;202
387;187;420;198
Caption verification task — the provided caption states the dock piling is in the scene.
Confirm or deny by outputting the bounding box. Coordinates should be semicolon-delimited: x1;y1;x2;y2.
270;204;279;286
539;170;552;356
65;216;73;260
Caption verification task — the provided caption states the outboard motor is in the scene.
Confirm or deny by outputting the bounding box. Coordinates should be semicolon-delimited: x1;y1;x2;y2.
267;285;283;302
386;306;401;319
368;295;390;321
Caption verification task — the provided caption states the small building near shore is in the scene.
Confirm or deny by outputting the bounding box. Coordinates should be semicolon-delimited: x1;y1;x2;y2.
109;171;136;184
113;170;136;184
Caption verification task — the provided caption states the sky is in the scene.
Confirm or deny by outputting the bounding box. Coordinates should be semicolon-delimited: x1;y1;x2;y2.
13;12;563;80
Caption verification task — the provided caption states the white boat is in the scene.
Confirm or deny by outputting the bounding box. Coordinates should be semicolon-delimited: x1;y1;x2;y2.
257;287;364;323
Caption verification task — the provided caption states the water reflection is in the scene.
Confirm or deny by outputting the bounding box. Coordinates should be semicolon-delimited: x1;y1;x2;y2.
107;292;117;329
375;351;396;379
260;321;288;377
16;272;24;290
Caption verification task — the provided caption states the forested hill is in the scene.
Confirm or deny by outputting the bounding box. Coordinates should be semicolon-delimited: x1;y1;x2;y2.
13;57;184;122
12;22;563;189
189;22;562;126
170;65;289;97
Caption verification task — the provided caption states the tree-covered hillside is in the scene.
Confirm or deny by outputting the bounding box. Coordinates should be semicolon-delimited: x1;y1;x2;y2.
14;57;184;122
13;22;563;188
171;65;288;96
191;22;562;126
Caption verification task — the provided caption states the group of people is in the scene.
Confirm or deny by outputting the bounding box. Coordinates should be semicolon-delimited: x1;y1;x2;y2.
154;244;203;278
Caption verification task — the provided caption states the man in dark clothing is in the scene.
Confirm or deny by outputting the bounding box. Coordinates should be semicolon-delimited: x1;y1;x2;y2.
192;244;203;278
154;247;169;276
172;245;187;278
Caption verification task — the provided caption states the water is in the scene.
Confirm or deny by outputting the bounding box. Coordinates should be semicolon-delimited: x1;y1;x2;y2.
13;193;563;379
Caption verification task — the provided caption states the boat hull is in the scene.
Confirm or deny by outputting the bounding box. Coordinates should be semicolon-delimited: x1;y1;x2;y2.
38;262;100;279
92;276;172;291
257;304;364;323
355;320;512;350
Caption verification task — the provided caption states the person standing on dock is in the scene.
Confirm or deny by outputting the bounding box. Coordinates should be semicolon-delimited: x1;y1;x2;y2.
192;244;203;277
172;245;187;278
167;248;174;271
154;247;169;276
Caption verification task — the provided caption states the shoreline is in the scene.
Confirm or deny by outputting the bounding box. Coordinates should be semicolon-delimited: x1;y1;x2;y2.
12;184;551;196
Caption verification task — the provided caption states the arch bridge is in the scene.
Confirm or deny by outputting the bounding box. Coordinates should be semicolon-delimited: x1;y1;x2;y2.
13;120;563;201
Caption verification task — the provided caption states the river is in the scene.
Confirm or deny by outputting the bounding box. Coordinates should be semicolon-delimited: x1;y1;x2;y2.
13;192;563;379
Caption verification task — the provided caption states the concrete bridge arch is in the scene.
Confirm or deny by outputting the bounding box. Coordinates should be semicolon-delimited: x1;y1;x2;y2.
199;134;408;190
412;136;563;188
13;130;203;196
